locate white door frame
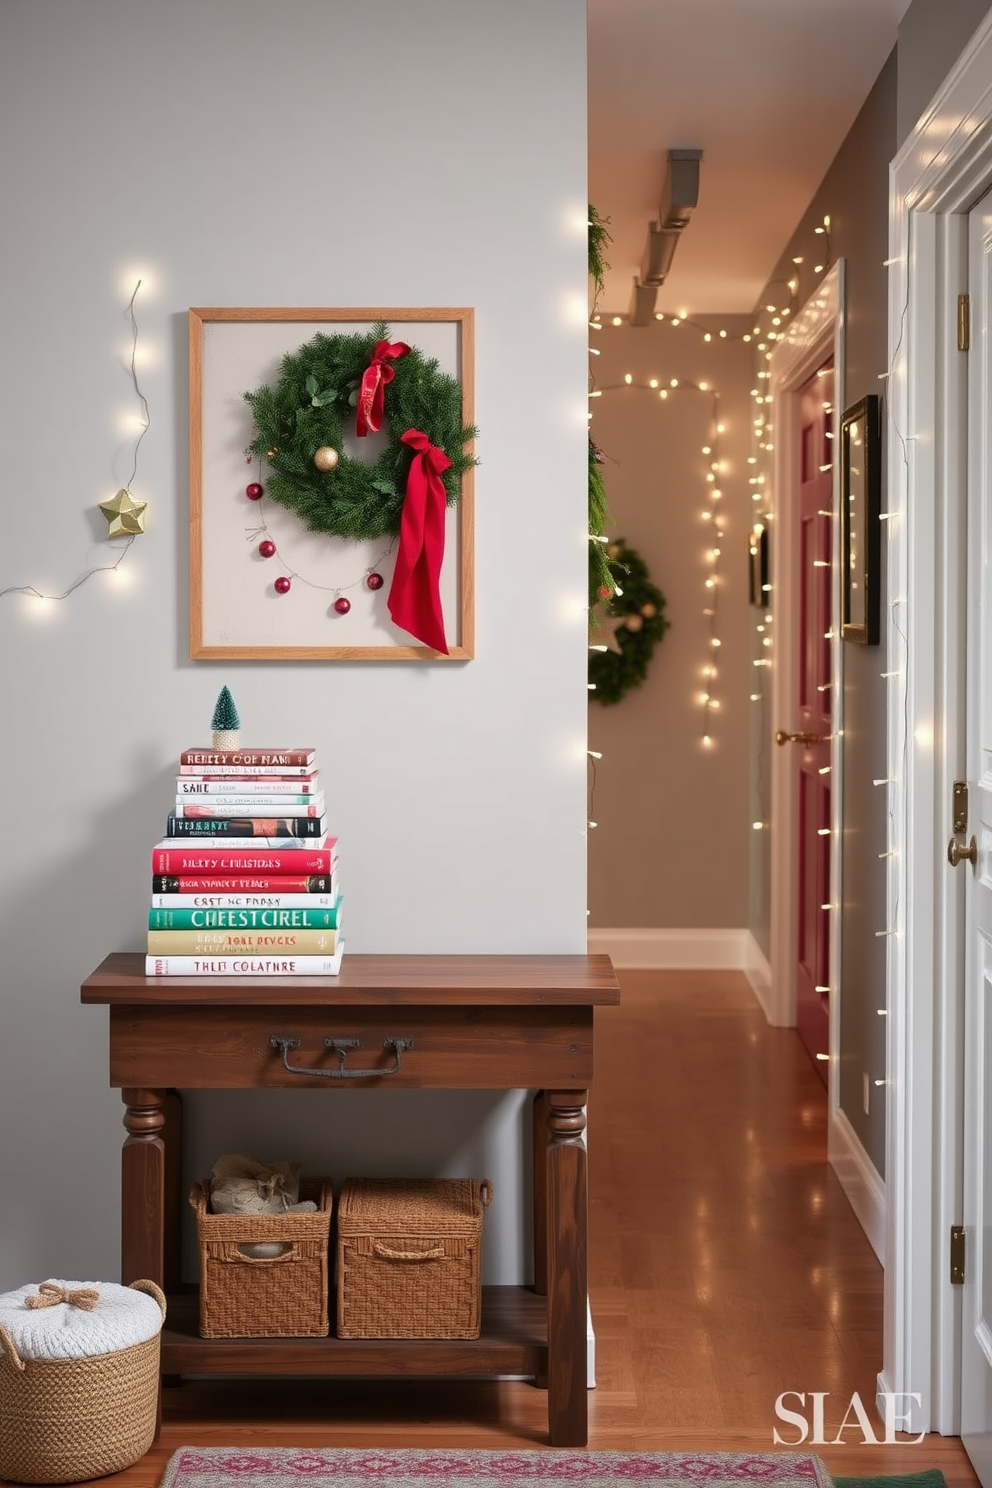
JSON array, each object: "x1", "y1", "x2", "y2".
[
  {"x1": 769, "y1": 262, "x2": 845, "y2": 1039},
  {"x1": 885, "y1": 9, "x2": 992, "y2": 1435}
]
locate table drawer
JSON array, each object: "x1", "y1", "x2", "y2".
[{"x1": 109, "y1": 1005, "x2": 593, "y2": 1089}]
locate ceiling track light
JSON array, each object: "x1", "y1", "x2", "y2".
[{"x1": 631, "y1": 149, "x2": 703, "y2": 321}]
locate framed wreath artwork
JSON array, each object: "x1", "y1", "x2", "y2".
[{"x1": 188, "y1": 307, "x2": 476, "y2": 660}]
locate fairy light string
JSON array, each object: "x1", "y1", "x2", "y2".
[
  {"x1": 589, "y1": 213, "x2": 833, "y2": 747},
  {"x1": 0, "y1": 278, "x2": 148, "y2": 607}
]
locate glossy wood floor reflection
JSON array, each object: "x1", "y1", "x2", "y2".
[{"x1": 12, "y1": 970, "x2": 978, "y2": 1488}]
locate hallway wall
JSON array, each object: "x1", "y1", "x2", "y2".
[
  {"x1": 751, "y1": 52, "x2": 897, "y2": 1172},
  {"x1": 587, "y1": 321, "x2": 753, "y2": 930},
  {"x1": 0, "y1": 0, "x2": 588, "y2": 1291}
]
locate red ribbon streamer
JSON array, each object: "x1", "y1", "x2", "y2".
[
  {"x1": 356, "y1": 339, "x2": 411, "y2": 437},
  {"x1": 388, "y1": 429, "x2": 452, "y2": 653}
]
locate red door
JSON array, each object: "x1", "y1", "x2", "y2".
[{"x1": 794, "y1": 363, "x2": 833, "y2": 1082}]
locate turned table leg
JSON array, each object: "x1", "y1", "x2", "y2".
[
  {"x1": 545, "y1": 1088, "x2": 588, "y2": 1447},
  {"x1": 121, "y1": 1087, "x2": 167, "y2": 1287}
]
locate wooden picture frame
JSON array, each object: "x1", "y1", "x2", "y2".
[
  {"x1": 840, "y1": 394, "x2": 881, "y2": 645},
  {"x1": 188, "y1": 307, "x2": 475, "y2": 661}
]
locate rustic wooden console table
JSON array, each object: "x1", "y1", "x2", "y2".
[{"x1": 81, "y1": 952, "x2": 619, "y2": 1447}]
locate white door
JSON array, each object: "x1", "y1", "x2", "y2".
[{"x1": 961, "y1": 189, "x2": 992, "y2": 1486}]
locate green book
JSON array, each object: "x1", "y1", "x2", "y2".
[{"x1": 148, "y1": 902, "x2": 342, "y2": 931}]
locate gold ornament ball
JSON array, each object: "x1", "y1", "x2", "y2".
[
  {"x1": 266, "y1": 447, "x2": 279, "y2": 458},
  {"x1": 641, "y1": 602, "x2": 657, "y2": 618},
  {"x1": 625, "y1": 614, "x2": 644, "y2": 633},
  {"x1": 313, "y1": 446, "x2": 339, "y2": 471}
]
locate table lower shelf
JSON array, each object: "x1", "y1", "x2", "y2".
[{"x1": 162, "y1": 1286, "x2": 547, "y2": 1379}]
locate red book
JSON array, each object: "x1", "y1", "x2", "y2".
[
  {"x1": 152, "y1": 874, "x2": 336, "y2": 893},
  {"x1": 179, "y1": 749, "x2": 314, "y2": 768},
  {"x1": 152, "y1": 838, "x2": 337, "y2": 876}
]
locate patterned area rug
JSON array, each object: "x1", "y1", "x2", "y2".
[{"x1": 159, "y1": 1448, "x2": 835, "y2": 1488}]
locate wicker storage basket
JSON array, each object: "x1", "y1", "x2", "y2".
[
  {"x1": 190, "y1": 1176, "x2": 332, "y2": 1338},
  {"x1": 337, "y1": 1177, "x2": 493, "y2": 1339},
  {"x1": 0, "y1": 1278, "x2": 165, "y2": 1485}
]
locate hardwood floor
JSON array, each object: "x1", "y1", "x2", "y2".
[{"x1": 5, "y1": 969, "x2": 979, "y2": 1487}]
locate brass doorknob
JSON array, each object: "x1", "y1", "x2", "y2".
[
  {"x1": 947, "y1": 835, "x2": 978, "y2": 867},
  {"x1": 776, "y1": 730, "x2": 827, "y2": 746}
]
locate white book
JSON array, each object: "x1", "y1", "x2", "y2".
[
  {"x1": 149, "y1": 887, "x2": 339, "y2": 910},
  {"x1": 177, "y1": 776, "x2": 321, "y2": 796},
  {"x1": 173, "y1": 794, "x2": 325, "y2": 817},
  {"x1": 144, "y1": 945, "x2": 345, "y2": 977}
]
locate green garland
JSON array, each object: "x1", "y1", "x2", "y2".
[
  {"x1": 589, "y1": 539, "x2": 669, "y2": 706},
  {"x1": 588, "y1": 207, "x2": 616, "y2": 615},
  {"x1": 243, "y1": 322, "x2": 478, "y2": 543}
]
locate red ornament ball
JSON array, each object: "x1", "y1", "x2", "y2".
[
  {"x1": 274, "y1": 576, "x2": 291, "y2": 594},
  {"x1": 333, "y1": 596, "x2": 351, "y2": 615},
  {"x1": 258, "y1": 539, "x2": 276, "y2": 558},
  {"x1": 365, "y1": 571, "x2": 384, "y2": 591},
  {"x1": 246, "y1": 482, "x2": 264, "y2": 501},
  {"x1": 598, "y1": 585, "x2": 610, "y2": 599}
]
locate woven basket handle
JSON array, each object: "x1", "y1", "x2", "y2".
[
  {"x1": 0, "y1": 1322, "x2": 25, "y2": 1373},
  {"x1": 373, "y1": 1241, "x2": 445, "y2": 1262},
  {"x1": 128, "y1": 1278, "x2": 167, "y2": 1320}
]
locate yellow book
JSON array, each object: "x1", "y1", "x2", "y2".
[{"x1": 147, "y1": 925, "x2": 340, "y2": 956}]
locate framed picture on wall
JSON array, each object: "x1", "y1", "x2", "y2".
[
  {"x1": 188, "y1": 306, "x2": 476, "y2": 661},
  {"x1": 840, "y1": 394, "x2": 881, "y2": 645},
  {"x1": 748, "y1": 525, "x2": 769, "y2": 607}
]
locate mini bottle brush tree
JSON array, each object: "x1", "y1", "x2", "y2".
[{"x1": 211, "y1": 687, "x2": 241, "y2": 751}]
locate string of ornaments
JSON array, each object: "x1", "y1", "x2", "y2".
[{"x1": 240, "y1": 322, "x2": 477, "y2": 654}]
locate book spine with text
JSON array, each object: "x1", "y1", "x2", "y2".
[
  {"x1": 173, "y1": 796, "x2": 324, "y2": 815},
  {"x1": 145, "y1": 951, "x2": 344, "y2": 977},
  {"x1": 152, "y1": 873, "x2": 336, "y2": 893},
  {"x1": 149, "y1": 903, "x2": 341, "y2": 930},
  {"x1": 147, "y1": 926, "x2": 341, "y2": 955},
  {"x1": 180, "y1": 749, "x2": 315, "y2": 768},
  {"x1": 177, "y1": 775, "x2": 320, "y2": 793},
  {"x1": 152, "y1": 842, "x2": 336, "y2": 874},
  {"x1": 178, "y1": 764, "x2": 315, "y2": 777},
  {"x1": 165, "y1": 815, "x2": 326, "y2": 837},
  {"x1": 150, "y1": 890, "x2": 339, "y2": 910}
]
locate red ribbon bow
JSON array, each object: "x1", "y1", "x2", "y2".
[
  {"x1": 356, "y1": 339, "x2": 411, "y2": 437},
  {"x1": 388, "y1": 429, "x2": 452, "y2": 654}
]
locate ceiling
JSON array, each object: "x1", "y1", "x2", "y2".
[{"x1": 588, "y1": 0, "x2": 913, "y2": 317}]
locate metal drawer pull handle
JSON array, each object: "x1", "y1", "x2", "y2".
[{"x1": 269, "y1": 1035, "x2": 414, "y2": 1079}]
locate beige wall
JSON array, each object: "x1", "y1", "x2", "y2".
[{"x1": 587, "y1": 318, "x2": 754, "y2": 929}]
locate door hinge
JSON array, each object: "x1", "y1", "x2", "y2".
[
  {"x1": 951, "y1": 1225, "x2": 966, "y2": 1285},
  {"x1": 953, "y1": 780, "x2": 969, "y2": 834},
  {"x1": 958, "y1": 294, "x2": 971, "y2": 352}
]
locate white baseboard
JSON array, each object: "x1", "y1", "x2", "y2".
[
  {"x1": 742, "y1": 932, "x2": 773, "y2": 1019},
  {"x1": 587, "y1": 1298, "x2": 596, "y2": 1389},
  {"x1": 587, "y1": 927, "x2": 751, "y2": 969},
  {"x1": 829, "y1": 1106, "x2": 885, "y2": 1263}
]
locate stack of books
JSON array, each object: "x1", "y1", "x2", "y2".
[{"x1": 146, "y1": 746, "x2": 343, "y2": 976}]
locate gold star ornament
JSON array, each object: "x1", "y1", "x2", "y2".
[
  {"x1": 589, "y1": 601, "x2": 626, "y2": 655},
  {"x1": 99, "y1": 488, "x2": 147, "y2": 537}
]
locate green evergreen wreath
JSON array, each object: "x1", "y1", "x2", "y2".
[
  {"x1": 243, "y1": 322, "x2": 478, "y2": 543},
  {"x1": 589, "y1": 539, "x2": 669, "y2": 706}
]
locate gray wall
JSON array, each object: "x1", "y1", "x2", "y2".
[
  {"x1": 0, "y1": 0, "x2": 588, "y2": 1290},
  {"x1": 897, "y1": 0, "x2": 992, "y2": 143},
  {"x1": 752, "y1": 53, "x2": 897, "y2": 1173}
]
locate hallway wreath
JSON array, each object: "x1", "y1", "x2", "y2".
[
  {"x1": 589, "y1": 539, "x2": 669, "y2": 706},
  {"x1": 243, "y1": 323, "x2": 478, "y2": 543}
]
